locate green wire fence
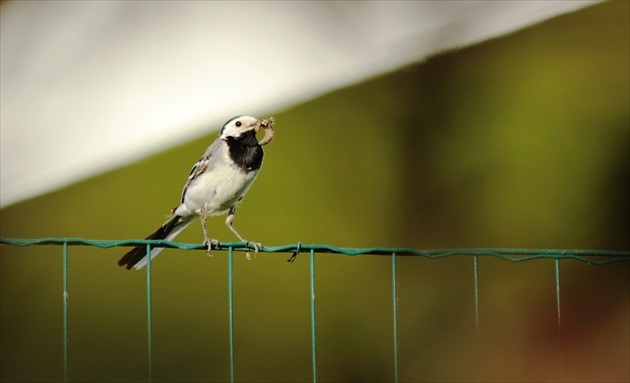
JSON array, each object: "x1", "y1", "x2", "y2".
[{"x1": 1, "y1": 237, "x2": 629, "y2": 383}]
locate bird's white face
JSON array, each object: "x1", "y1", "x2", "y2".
[{"x1": 219, "y1": 116, "x2": 259, "y2": 139}]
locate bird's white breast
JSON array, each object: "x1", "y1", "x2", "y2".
[{"x1": 182, "y1": 149, "x2": 260, "y2": 216}]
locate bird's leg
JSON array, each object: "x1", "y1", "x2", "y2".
[
  {"x1": 200, "y1": 204, "x2": 214, "y2": 256},
  {"x1": 226, "y1": 206, "x2": 260, "y2": 260}
]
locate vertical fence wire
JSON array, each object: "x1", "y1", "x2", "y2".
[
  {"x1": 146, "y1": 244, "x2": 153, "y2": 382},
  {"x1": 555, "y1": 259, "x2": 561, "y2": 328},
  {"x1": 309, "y1": 249, "x2": 318, "y2": 383},
  {"x1": 62, "y1": 242, "x2": 69, "y2": 383},
  {"x1": 228, "y1": 246, "x2": 235, "y2": 383},
  {"x1": 473, "y1": 256, "x2": 480, "y2": 334},
  {"x1": 391, "y1": 252, "x2": 399, "y2": 383}
]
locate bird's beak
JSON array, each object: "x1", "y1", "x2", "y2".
[{"x1": 255, "y1": 116, "x2": 275, "y2": 146}]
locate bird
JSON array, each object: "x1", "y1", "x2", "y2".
[{"x1": 118, "y1": 115, "x2": 275, "y2": 270}]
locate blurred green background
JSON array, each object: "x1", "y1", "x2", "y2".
[{"x1": 1, "y1": 2, "x2": 629, "y2": 382}]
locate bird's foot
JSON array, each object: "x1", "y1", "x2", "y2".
[
  {"x1": 203, "y1": 238, "x2": 220, "y2": 257},
  {"x1": 244, "y1": 241, "x2": 262, "y2": 260}
]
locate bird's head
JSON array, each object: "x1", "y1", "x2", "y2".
[
  {"x1": 219, "y1": 115, "x2": 275, "y2": 145},
  {"x1": 218, "y1": 116, "x2": 259, "y2": 139}
]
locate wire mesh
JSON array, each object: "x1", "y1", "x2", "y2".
[{"x1": 1, "y1": 237, "x2": 629, "y2": 383}]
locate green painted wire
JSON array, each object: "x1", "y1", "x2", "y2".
[
  {"x1": 146, "y1": 244, "x2": 153, "y2": 383},
  {"x1": 1, "y1": 238, "x2": 628, "y2": 265},
  {"x1": 473, "y1": 256, "x2": 480, "y2": 334},
  {"x1": 63, "y1": 242, "x2": 69, "y2": 383},
  {"x1": 310, "y1": 249, "x2": 317, "y2": 383},
  {"x1": 555, "y1": 259, "x2": 561, "y2": 329},
  {"x1": 228, "y1": 246, "x2": 235, "y2": 383},
  {"x1": 392, "y1": 252, "x2": 399, "y2": 383}
]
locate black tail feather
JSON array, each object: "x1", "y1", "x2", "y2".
[{"x1": 118, "y1": 215, "x2": 181, "y2": 270}]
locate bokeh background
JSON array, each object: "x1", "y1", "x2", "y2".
[{"x1": 1, "y1": 1, "x2": 628, "y2": 382}]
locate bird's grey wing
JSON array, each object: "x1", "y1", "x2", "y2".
[{"x1": 180, "y1": 140, "x2": 221, "y2": 204}]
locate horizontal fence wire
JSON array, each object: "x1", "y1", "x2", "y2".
[
  {"x1": 1, "y1": 237, "x2": 629, "y2": 383},
  {"x1": 2, "y1": 237, "x2": 629, "y2": 264}
]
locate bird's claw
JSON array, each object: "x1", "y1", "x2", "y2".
[
  {"x1": 244, "y1": 241, "x2": 262, "y2": 260},
  {"x1": 203, "y1": 238, "x2": 219, "y2": 257}
]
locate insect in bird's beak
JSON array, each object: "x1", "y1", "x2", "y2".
[{"x1": 255, "y1": 116, "x2": 275, "y2": 146}]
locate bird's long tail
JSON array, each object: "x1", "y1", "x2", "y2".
[{"x1": 118, "y1": 214, "x2": 196, "y2": 270}]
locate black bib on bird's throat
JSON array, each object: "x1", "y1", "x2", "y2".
[{"x1": 225, "y1": 130, "x2": 263, "y2": 173}]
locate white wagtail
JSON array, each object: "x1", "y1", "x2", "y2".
[{"x1": 118, "y1": 115, "x2": 275, "y2": 270}]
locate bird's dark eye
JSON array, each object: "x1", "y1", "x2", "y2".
[{"x1": 235, "y1": 121, "x2": 242, "y2": 127}]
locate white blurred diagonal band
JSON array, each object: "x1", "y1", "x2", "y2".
[{"x1": 0, "y1": 1, "x2": 598, "y2": 207}]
